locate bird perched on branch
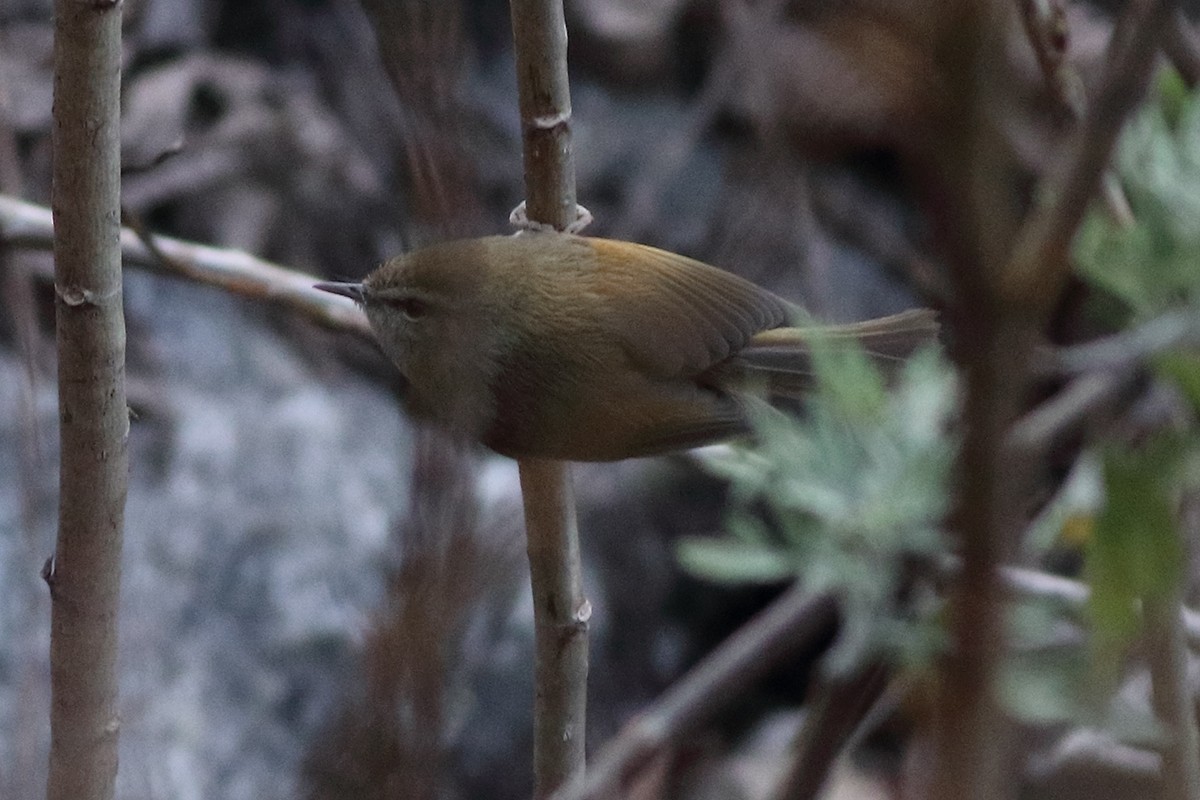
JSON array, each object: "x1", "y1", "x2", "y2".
[{"x1": 317, "y1": 233, "x2": 937, "y2": 461}]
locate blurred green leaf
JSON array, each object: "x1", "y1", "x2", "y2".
[
  {"x1": 1073, "y1": 78, "x2": 1199, "y2": 691},
  {"x1": 998, "y1": 643, "x2": 1089, "y2": 726},
  {"x1": 999, "y1": 593, "x2": 1094, "y2": 725},
  {"x1": 1154, "y1": 351, "x2": 1200, "y2": 415},
  {"x1": 1156, "y1": 67, "x2": 1190, "y2": 129},
  {"x1": 1075, "y1": 73, "x2": 1200, "y2": 320},
  {"x1": 675, "y1": 537, "x2": 796, "y2": 585},
  {"x1": 1086, "y1": 439, "x2": 1184, "y2": 677},
  {"x1": 1022, "y1": 452, "x2": 1103, "y2": 559}
]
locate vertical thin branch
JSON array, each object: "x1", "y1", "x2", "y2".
[
  {"x1": 46, "y1": 0, "x2": 127, "y2": 799},
  {"x1": 520, "y1": 459, "x2": 589, "y2": 798},
  {"x1": 508, "y1": 1, "x2": 589, "y2": 797},
  {"x1": 1145, "y1": 576, "x2": 1200, "y2": 800},
  {"x1": 510, "y1": 0, "x2": 577, "y2": 230}
]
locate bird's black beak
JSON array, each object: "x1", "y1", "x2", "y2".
[{"x1": 314, "y1": 281, "x2": 365, "y2": 303}]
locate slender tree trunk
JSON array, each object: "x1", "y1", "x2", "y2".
[{"x1": 46, "y1": 0, "x2": 127, "y2": 798}]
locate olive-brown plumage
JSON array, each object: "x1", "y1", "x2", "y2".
[{"x1": 316, "y1": 233, "x2": 937, "y2": 461}]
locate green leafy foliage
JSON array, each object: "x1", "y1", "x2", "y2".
[
  {"x1": 1075, "y1": 71, "x2": 1200, "y2": 320},
  {"x1": 1085, "y1": 439, "x2": 1187, "y2": 684},
  {"x1": 1155, "y1": 351, "x2": 1200, "y2": 416},
  {"x1": 678, "y1": 343, "x2": 957, "y2": 673},
  {"x1": 1071, "y1": 68, "x2": 1200, "y2": 713},
  {"x1": 999, "y1": 556, "x2": 1172, "y2": 739}
]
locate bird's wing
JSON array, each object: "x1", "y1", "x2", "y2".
[{"x1": 586, "y1": 238, "x2": 792, "y2": 378}]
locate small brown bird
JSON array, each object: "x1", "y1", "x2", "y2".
[{"x1": 316, "y1": 233, "x2": 937, "y2": 461}]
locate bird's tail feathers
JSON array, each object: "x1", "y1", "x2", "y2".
[{"x1": 720, "y1": 308, "x2": 940, "y2": 399}]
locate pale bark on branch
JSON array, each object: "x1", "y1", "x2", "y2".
[
  {"x1": 0, "y1": 195, "x2": 372, "y2": 338},
  {"x1": 507, "y1": 0, "x2": 589, "y2": 797},
  {"x1": 46, "y1": 1, "x2": 127, "y2": 799}
]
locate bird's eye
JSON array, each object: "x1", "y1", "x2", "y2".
[{"x1": 385, "y1": 296, "x2": 429, "y2": 321}]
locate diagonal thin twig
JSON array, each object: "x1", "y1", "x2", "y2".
[
  {"x1": 999, "y1": 564, "x2": 1200, "y2": 647},
  {"x1": 551, "y1": 588, "x2": 838, "y2": 800},
  {"x1": 1015, "y1": 0, "x2": 1135, "y2": 226},
  {"x1": 1007, "y1": 371, "x2": 1134, "y2": 455},
  {"x1": 1049, "y1": 310, "x2": 1200, "y2": 375},
  {"x1": 1004, "y1": 0, "x2": 1176, "y2": 310},
  {"x1": 1016, "y1": 0, "x2": 1134, "y2": 225},
  {"x1": 765, "y1": 663, "x2": 891, "y2": 800},
  {"x1": 1005, "y1": 308, "x2": 1200, "y2": 452}
]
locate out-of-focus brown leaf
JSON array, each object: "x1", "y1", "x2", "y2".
[{"x1": 721, "y1": 0, "x2": 1108, "y2": 168}]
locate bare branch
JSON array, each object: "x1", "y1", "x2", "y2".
[
  {"x1": 1006, "y1": 371, "x2": 1134, "y2": 455},
  {"x1": 46, "y1": 0, "x2": 126, "y2": 797},
  {"x1": 999, "y1": 565, "x2": 1200, "y2": 648},
  {"x1": 1145, "y1": 578, "x2": 1200, "y2": 800},
  {"x1": 1007, "y1": 310, "x2": 1200, "y2": 452},
  {"x1": 765, "y1": 664, "x2": 891, "y2": 800},
  {"x1": 519, "y1": 458, "x2": 589, "y2": 798},
  {"x1": 551, "y1": 588, "x2": 838, "y2": 800},
  {"x1": 1004, "y1": 0, "x2": 1175, "y2": 309},
  {"x1": 1050, "y1": 310, "x2": 1200, "y2": 375},
  {"x1": 0, "y1": 195, "x2": 372, "y2": 339},
  {"x1": 507, "y1": 0, "x2": 589, "y2": 796},
  {"x1": 510, "y1": 0, "x2": 577, "y2": 232},
  {"x1": 1014, "y1": 0, "x2": 1134, "y2": 225}
]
